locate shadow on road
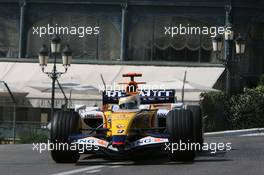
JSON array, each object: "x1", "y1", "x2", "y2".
[{"x1": 75, "y1": 150, "x2": 232, "y2": 166}]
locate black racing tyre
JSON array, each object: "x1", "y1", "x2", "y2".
[
  {"x1": 187, "y1": 105, "x2": 204, "y2": 146},
  {"x1": 50, "y1": 110, "x2": 80, "y2": 163},
  {"x1": 166, "y1": 109, "x2": 195, "y2": 162}
]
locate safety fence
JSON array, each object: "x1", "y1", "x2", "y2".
[{"x1": 0, "y1": 121, "x2": 49, "y2": 144}]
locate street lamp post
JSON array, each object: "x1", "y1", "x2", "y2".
[
  {"x1": 212, "y1": 35, "x2": 223, "y2": 60},
  {"x1": 38, "y1": 35, "x2": 72, "y2": 121},
  {"x1": 212, "y1": 5, "x2": 246, "y2": 97},
  {"x1": 224, "y1": 5, "x2": 234, "y2": 97},
  {"x1": 235, "y1": 34, "x2": 246, "y2": 60}
]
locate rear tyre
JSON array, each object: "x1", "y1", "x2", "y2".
[
  {"x1": 50, "y1": 110, "x2": 80, "y2": 163},
  {"x1": 187, "y1": 105, "x2": 203, "y2": 146},
  {"x1": 166, "y1": 109, "x2": 195, "y2": 162}
]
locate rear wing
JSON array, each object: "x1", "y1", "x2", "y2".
[{"x1": 102, "y1": 89, "x2": 175, "y2": 105}]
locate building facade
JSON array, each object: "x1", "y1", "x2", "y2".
[{"x1": 0, "y1": 0, "x2": 264, "y2": 122}]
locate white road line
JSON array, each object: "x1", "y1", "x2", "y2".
[
  {"x1": 205, "y1": 128, "x2": 264, "y2": 136},
  {"x1": 108, "y1": 161, "x2": 127, "y2": 165},
  {"x1": 240, "y1": 133, "x2": 264, "y2": 137},
  {"x1": 86, "y1": 169, "x2": 101, "y2": 174},
  {"x1": 107, "y1": 161, "x2": 133, "y2": 165},
  {"x1": 109, "y1": 165, "x2": 122, "y2": 168},
  {"x1": 51, "y1": 165, "x2": 105, "y2": 175}
]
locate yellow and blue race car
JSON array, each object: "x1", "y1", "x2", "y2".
[{"x1": 50, "y1": 73, "x2": 203, "y2": 163}]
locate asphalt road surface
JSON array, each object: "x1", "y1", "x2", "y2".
[{"x1": 0, "y1": 135, "x2": 263, "y2": 175}]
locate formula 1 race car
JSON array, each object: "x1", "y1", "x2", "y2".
[{"x1": 50, "y1": 73, "x2": 203, "y2": 163}]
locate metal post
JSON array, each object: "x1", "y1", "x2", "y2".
[
  {"x1": 120, "y1": 2, "x2": 127, "y2": 61},
  {"x1": 56, "y1": 79, "x2": 68, "y2": 110},
  {"x1": 50, "y1": 54, "x2": 57, "y2": 121},
  {"x1": 225, "y1": 63, "x2": 231, "y2": 97},
  {"x1": 1, "y1": 81, "x2": 17, "y2": 144},
  {"x1": 181, "y1": 71, "x2": 187, "y2": 104},
  {"x1": 19, "y1": 0, "x2": 27, "y2": 58},
  {"x1": 12, "y1": 103, "x2": 16, "y2": 144},
  {"x1": 224, "y1": 5, "x2": 233, "y2": 97}
]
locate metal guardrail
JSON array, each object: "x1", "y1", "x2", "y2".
[
  {"x1": 0, "y1": 121, "x2": 49, "y2": 144},
  {"x1": 0, "y1": 81, "x2": 17, "y2": 143}
]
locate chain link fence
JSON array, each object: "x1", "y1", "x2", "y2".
[
  {"x1": 0, "y1": 121, "x2": 49, "y2": 144},
  {"x1": 0, "y1": 81, "x2": 50, "y2": 144}
]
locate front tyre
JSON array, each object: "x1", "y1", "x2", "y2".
[
  {"x1": 166, "y1": 109, "x2": 195, "y2": 162},
  {"x1": 50, "y1": 110, "x2": 80, "y2": 163},
  {"x1": 187, "y1": 105, "x2": 203, "y2": 146}
]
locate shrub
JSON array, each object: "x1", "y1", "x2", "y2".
[
  {"x1": 227, "y1": 86, "x2": 264, "y2": 129},
  {"x1": 200, "y1": 91, "x2": 230, "y2": 132},
  {"x1": 201, "y1": 86, "x2": 264, "y2": 131},
  {"x1": 17, "y1": 129, "x2": 48, "y2": 144},
  {"x1": 258, "y1": 74, "x2": 264, "y2": 86}
]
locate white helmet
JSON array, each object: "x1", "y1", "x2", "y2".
[{"x1": 118, "y1": 95, "x2": 140, "y2": 109}]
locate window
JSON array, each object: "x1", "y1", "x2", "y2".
[
  {"x1": 0, "y1": 17, "x2": 19, "y2": 58},
  {"x1": 129, "y1": 16, "x2": 212, "y2": 62},
  {"x1": 27, "y1": 14, "x2": 120, "y2": 60}
]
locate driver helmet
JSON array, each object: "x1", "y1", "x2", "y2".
[{"x1": 118, "y1": 95, "x2": 140, "y2": 109}]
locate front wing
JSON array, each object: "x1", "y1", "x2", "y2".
[{"x1": 72, "y1": 136, "x2": 169, "y2": 152}]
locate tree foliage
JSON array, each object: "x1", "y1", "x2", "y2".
[
  {"x1": 201, "y1": 86, "x2": 264, "y2": 131},
  {"x1": 227, "y1": 86, "x2": 264, "y2": 129}
]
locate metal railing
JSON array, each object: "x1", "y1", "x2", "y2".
[
  {"x1": 0, "y1": 121, "x2": 49, "y2": 144},
  {"x1": 0, "y1": 81, "x2": 17, "y2": 143}
]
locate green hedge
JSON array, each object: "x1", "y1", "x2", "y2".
[
  {"x1": 258, "y1": 74, "x2": 264, "y2": 86},
  {"x1": 227, "y1": 86, "x2": 264, "y2": 129},
  {"x1": 17, "y1": 129, "x2": 49, "y2": 144},
  {"x1": 200, "y1": 91, "x2": 229, "y2": 132},
  {"x1": 201, "y1": 85, "x2": 264, "y2": 131}
]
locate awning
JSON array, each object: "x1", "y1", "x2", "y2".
[{"x1": 0, "y1": 62, "x2": 224, "y2": 108}]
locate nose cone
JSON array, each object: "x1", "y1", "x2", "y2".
[
  {"x1": 110, "y1": 112, "x2": 137, "y2": 147},
  {"x1": 112, "y1": 135, "x2": 126, "y2": 147}
]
